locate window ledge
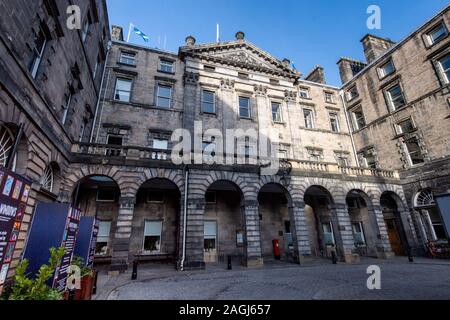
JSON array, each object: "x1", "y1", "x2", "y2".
[
  {"x1": 201, "y1": 111, "x2": 217, "y2": 117},
  {"x1": 157, "y1": 70, "x2": 176, "y2": 75},
  {"x1": 117, "y1": 62, "x2": 137, "y2": 68}
]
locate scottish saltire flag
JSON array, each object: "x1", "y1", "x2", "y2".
[{"x1": 133, "y1": 25, "x2": 149, "y2": 42}]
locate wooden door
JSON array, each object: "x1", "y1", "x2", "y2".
[{"x1": 385, "y1": 219, "x2": 405, "y2": 256}]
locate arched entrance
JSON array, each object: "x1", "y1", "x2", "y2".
[
  {"x1": 414, "y1": 189, "x2": 448, "y2": 242},
  {"x1": 346, "y1": 190, "x2": 378, "y2": 257},
  {"x1": 204, "y1": 180, "x2": 245, "y2": 265},
  {"x1": 132, "y1": 178, "x2": 181, "y2": 266},
  {"x1": 304, "y1": 186, "x2": 337, "y2": 259},
  {"x1": 258, "y1": 183, "x2": 293, "y2": 262},
  {"x1": 381, "y1": 192, "x2": 407, "y2": 256},
  {"x1": 0, "y1": 123, "x2": 27, "y2": 173},
  {"x1": 73, "y1": 175, "x2": 121, "y2": 264}
]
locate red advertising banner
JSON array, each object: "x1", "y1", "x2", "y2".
[{"x1": 0, "y1": 167, "x2": 32, "y2": 286}]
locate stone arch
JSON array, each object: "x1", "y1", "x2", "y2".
[
  {"x1": 368, "y1": 184, "x2": 407, "y2": 208},
  {"x1": 296, "y1": 178, "x2": 343, "y2": 204},
  {"x1": 198, "y1": 171, "x2": 252, "y2": 202},
  {"x1": 256, "y1": 175, "x2": 294, "y2": 205},
  {"x1": 134, "y1": 168, "x2": 185, "y2": 197}
]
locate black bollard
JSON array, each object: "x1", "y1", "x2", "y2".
[
  {"x1": 406, "y1": 246, "x2": 414, "y2": 263},
  {"x1": 131, "y1": 259, "x2": 139, "y2": 280},
  {"x1": 67, "y1": 289, "x2": 76, "y2": 301},
  {"x1": 227, "y1": 255, "x2": 232, "y2": 270},
  {"x1": 92, "y1": 270, "x2": 98, "y2": 295},
  {"x1": 331, "y1": 249, "x2": 338, "y2": 265}
]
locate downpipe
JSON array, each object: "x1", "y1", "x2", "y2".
[{"x1": 180, "y1": 167, "x2": 189, "y2": 271}]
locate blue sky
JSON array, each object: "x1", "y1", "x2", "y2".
[{"x1": 106, "y1": 0, "x2": 449, "y2": 86}]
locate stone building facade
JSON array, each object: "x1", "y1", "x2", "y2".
[
  {"x1": 0, "y1": 0, "x2": 110, "y2": 282},
  {"x1": 1, "y1": 1, "x2": 447, "y2": 279},
  {"x1": 338, "y1": 5, "x2": 450, "y2": 254}
]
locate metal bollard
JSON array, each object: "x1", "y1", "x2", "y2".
[
  {"x1": 331, "y1": 250, "x2": 338, "y2": 265},
  {"x1": 131, "y1": 259, "x2": 139, "y2": 280},
  {"x1": 227, "y1": 255, "x2": 232, "y2": 270},
  {"x1": 92, "y1": 270, "x2": 98, "y2": 295}
]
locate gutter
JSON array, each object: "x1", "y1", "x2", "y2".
[{"x1": 180, "y1": 167, "x2": 189, "y2": 271}]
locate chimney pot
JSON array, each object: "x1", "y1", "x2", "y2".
[
  {"x1": 235, "y1": 31, "x2": 245, "y2": 41},
  {"x1": 185, "y1": 35, "x2": 196, "y2": 46}
]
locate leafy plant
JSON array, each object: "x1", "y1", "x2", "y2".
[
  {"x1": 71, "y1": 256, "x2": 94, "y2": 277},
  {"x1": 9, "y1": 247, "x2": 66, "y2": 300}
]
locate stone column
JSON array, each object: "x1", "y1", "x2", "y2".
[
  {"x1": 110, "y1": 197, "x2": 136, "y2": 273},
  {"x1": 183, "y1": 198, "x2": 205, "y2": 270},
  {"x1": 244, "y1": 200, "x2": 263, "y2": 267},
  {"x1": 291, "y1": 201, "x2": 312, "y2": 263},
  {"x1": 332, "y1": 203, "x2": 358, "y2": 263},
  {"x1": 370, "y1": 205, "x2": 394, "y2": 258}
]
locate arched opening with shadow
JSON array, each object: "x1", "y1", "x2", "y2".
[
  {"x1": 132, "y1": 178, "x2": 181, "y2": 267},
  {"x1": 258, "y1": 183, "x2": 293, "y2": 262},
  {"x1": 346, "y1": 190, "x2": 378, "y2": 257},
  {"x1": 0, "y1": 122, "x2": 28, "y2": 174},
  {"x1": 381, "y1": 191, "x2": 408, "y2": 256},
  {"x1": 73, "y1": 175, "x2": 121, "y2": 266},
  {"x1": 203, "y1": 180, "x2": 245, "y2": 266},
  {"x1": 304, "y1": 185, "x2": 338, "y2": 259}
]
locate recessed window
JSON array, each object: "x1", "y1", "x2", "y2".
[
  {"x1": 426, "y1": 22, "x2": 448, "y2": 46},
  {"x1": 358, "y1": 149, "x2": 377, "y2": 169},
  {"x1": 337, "y1": 156, "x2": 348, "y2": 167},
  {"x1": 329, "y1": 112, "x2": 340, "y2": 133},
  {"x1": 396, "y1": 118, "x2": 415, "y2": 134},
  {"x1": 278, "y1": 150, "x2": 288, "y2": 159},
  {"x1": 239, "y1": 97, "x2": 251, "y2": 118},
  {"x1": 352, "y1": 222, "x2": 366, "y2": 246},
  {"x1": 238, "y1": 72, "x2": 249, "y2": 79},
  {"x1": 379, "y1": 60, "x2": 395, "y2": 78},
  {"x1": 93, "y1": 54, "x2": 100, "y2": 80},
  {"x1": 303, "y1": 109, "x2": 314, "y2": 129},
  {"x1": 114, "y1": 78, "x2": 132, "y2": 102},
  {"x1": 148, "y1": 191, "x2": 164, "y2": 203},
  {"x1": 350, "y1": 106, "x2": 366, "y2": 130},
  {"x1": 324, "y1": 92, "x2": 334, "y2": 103},
  {"x1": 404, "y1": 137, "x2": 425, "y2": 166},
  {"x1": 272, "y1": 102, "x2": 282, "y2": 123},
  {"x1": 61, "y1": 92, "x2": 72, "y2": 124},
  {"x1": 204, "y1": 221, "x2": 217, "y2": 252},
  {"x1": 156, "y1": 84, "x2": 172, "y2": 108},
  {"x1": 81, "y1": 18, "x2": 90, "y2": 42},
  {"x1": 160, "y1": 59, "x2": 174, "y2": 73},
  {"x1": 307, "y1": 148, "x2": 323, "y2": 162},
  {"x1": 143, "y1": 221, "x2": 162, "y2": 253},
  {"x1": 95, "y1": 221, "x2": 111, "y2": 255},
  {"x1": 97, "y1": 188, "x2": 116, "y2": 202},
  {"x1": 437, "y1": 53, "x2": 450, "y2": 84},
  {"x1": 386, "y1": 84, "x2": 406, "y2": 110},
  {"x1": 299, "y1": 88, "x2": 310, "y2": 99},
  {"x1": 106, "y1": 134, "x2": 123, "y2": 156},
  {"x1": 29, "y1": 28, "x2": 47, "y2": 79},
  {"x1": 202, "y1": 90, "x2": 215, "y2": 114},
  {"x1": 205, "y1": 191, "x2": 216, "y2": 203},
  {"x1": 346, "y1": 85, "x2": 359, "y2": 101},
  {"x1": 322, "y1": 222, "x2": 335, "y2": 245},
  {"x1": 119, "y1": 52, "x2": 136, "y2": 65},
  {"x1": 153, "y1": 138, "x2": 168, "y2": 150}
]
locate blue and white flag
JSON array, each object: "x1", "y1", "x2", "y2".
[{"x1": 132, "y1": 25, "x2": 149, "y2": 42}]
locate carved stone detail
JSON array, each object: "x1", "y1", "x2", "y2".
[
  {"x1": 254, "y1": 84, "x2": 267, "y2": 96},
  {"x1": 220, "y1": 78, "x2": 235, "y2": 90},
  {"x1": 184, "y1": 72, "x2": 199, "y2": 85}
]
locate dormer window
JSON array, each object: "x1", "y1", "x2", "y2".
[
  {"x1": 378, "y1": 60, "x2": 395, "y2": 78},
  {"x1": 346, "y1": 85, "x2": 359, "y2": 101},
  {"x1": 120, "y1": 52, "x2": 136, "y2": 65},
  {"x1": 426, "y1": 22, "x2": 448, "y2": 46},
  {"x1": 160, "y1": 59, "x2": 174, "y2": 73}
]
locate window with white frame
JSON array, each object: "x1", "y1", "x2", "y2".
[
  {"x1": 437, "y1": 53, "x2": 450, "y2": 84},
  {"x1": 204, "y1": 221, "x2": 217, "y2": 252},
  {"x1": 386, "y1": 84, "x2": 406, "y2": 110},
  {"x1": 307, "y1": 148, "x2": 323, "y2": 162},
  {"x1": 303, "y1": 109, "x2": 314, "y2": 129},
  {"x1": 378, "y1": 59, "x2": 395, "y2": 78},
  {"x1": 358, "y1": 148, "x2": 377, "y2": 169},
  {"x1": 396, "y1": 118, "x2": 415, "y2": 134},
  {"x1": 81, "y1": 18, "x2": 90, "y2": 42},
  {"x1": 352, "y1": 222, "x2": 366, "y2": 246},
  {"x1": 346, "y1": 85, "x2": 359, "y2": 101},
  {"x1": 61, "y1": 92, "x2": 72, "y2": 124},
  {"x1": 324, "y1": 92, "x2": 334, "y2": 103},
  {"x1": 29, "y1": 28, "x2": 47, "y2": 79},
  {"x1": 239, "y1": 97, "x2": 251, "y2": 118},
  {"x1": 95, "y1": 221, "x2": 111, "y2": 255},
  {"x1": 40, "y1": 165, "x2": 54, "y2": 192},
  {"x1": 160, "y1": 59, "x2": 174, "y2": 73},
  {"x1": 201, "y1": 90, "x2": 215, "y2": 114},
  {"x1": 143, "y1": 221, "x2": 163, "y2": 253},
  {"x1": 114, "y1": 78, "x2": 132, "y2": 102},
  {"x1": 329, "y1": 112, "x2": 340, "y2": 132},
  {"x1": 272, "y1": 102, "x2": 282, "y2": 122},
  {"x1": 350, "y1": 106, "x2": 366, "y2": 130},
  {"x1": 426, "y1": 22, "x2": 448, "y2": 46},
  {"x1": 335, "y1": 152, "x2": 349, "y2": 167},
  {"x1": 322, "y1": 222, "x2": 335, "y2": 245},
  {"x1": 153, "y1": 138, "x2": 169, "y2": 150},
  {"x1": 79, "y1": 120, "x2": 86, "y2": 142},
  {"x1": 93, "y1": 55, "x2": 100, "y2": 80},
  {"x1": 119, "y1": 52, "x2": 136, "y2": 65},
  {"x1": 403, "y1": 137, "x2": 425, "y2": 166},
  {"x1": 156, "y1": 84, "x2": 172, "y2": 108},
  {"x1": 299, "y1": 88, "x2": 310, "y2": 99}
]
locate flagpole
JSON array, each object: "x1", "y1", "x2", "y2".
[
  {"x1": 216, "y1": 23, "x2": 220, "y2": 43},
  {"x1": 127, "y1": 23, "x2": 133, "y2": 42}
]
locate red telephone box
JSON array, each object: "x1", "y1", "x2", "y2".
[{"x1": 272, "y1": 239, "x2": 281, "y2": 260}]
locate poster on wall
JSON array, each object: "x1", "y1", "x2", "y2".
[
  {"x1": 23, "y1": 203, "x2": 81, "y2": 292},
  {"x1": 435, "y1": 193, "x2": 450, "y2": 240},
  {"x1": 0, "y1": 168, "x2": 32, "y2": 287},
  {"x1": 74, "y1": 217, "x2": 98, "y2": 268}
]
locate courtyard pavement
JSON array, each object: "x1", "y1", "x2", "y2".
[{"x1": 94, "y1": 257, "x2": 450, "y2": 300}]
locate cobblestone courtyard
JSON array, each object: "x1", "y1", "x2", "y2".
[{"x1": 94, "y1": 257, "x2": 450, "y2": 300}]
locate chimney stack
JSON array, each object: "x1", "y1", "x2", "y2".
[
  {"x1": 337, "y1": 58, "x2": 367, "y2": 84},
  {"x1": 361, "y1": 34, "x2": 396, "y2": 64},
  {"x1": 111, "y1": 25, "x2": 124, "y2": 42},
  {"x1": 304, "y1": 65, "x2": 326, "y2": 84}
]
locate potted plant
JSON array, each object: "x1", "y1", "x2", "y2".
[
  {"x1": 70, "y1": 256, "x2": 95, "y2": 300},
  {"x1": 7, "y1": 247, "x2": 66, "y2": 300}
]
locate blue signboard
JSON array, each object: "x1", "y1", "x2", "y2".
[
  {"x1": 23, "y1": 203, "x2": 81, "y2": 292},
  {"x1": 74, "y1": 217, "x2": 98, "y2": 268},
  {"x1": 435, "y1": 193, "x2": 450, "y2": 240}
]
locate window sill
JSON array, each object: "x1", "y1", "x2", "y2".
[
  {"x1": 424, "y1": 33, "x2": 449, "y2": 50},
  {"x1": 157, "y1": 70, "x2": 175, "y2": 75},
  {"x1": 239, "y1": 116, "x2": 253, "y2": 121},
  {"x1": 117, "y1": 62, "x2": 137, "y2": 68},
  {"x1": 272, "y1": 121, "x2": 286, "y2": 126},
  {"x1": 201, "y1": 111, "x2": 217, "y2": 117}
]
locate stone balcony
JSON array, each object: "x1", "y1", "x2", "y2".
[{"x1": 71, "y1": 143, "x2": 399, "y2": 180}]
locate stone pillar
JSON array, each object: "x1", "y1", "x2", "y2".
[
  {"x1": 332, "y1": 203, "x2": 358, "y2": 263},
  {"x1": 183, "y1": 198, "x2": 205, "y2": 270},
  {"x1": 244, "y1": 200, "x2": 263, "y2": 267},
  {"x1": 291, "y1": 201, "x2": 312, "y2": 263},
  {"x1": 110, "y1": 197, "x2": 136, "y2": 273},
  {"x1": 370, "y1": 205, "x2": 394, "y2": 258}
]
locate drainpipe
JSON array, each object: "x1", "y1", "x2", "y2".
[
  {"x1": 339, "y1": 90, "x2": 360, "y2": 167},
  {"x1": 180, "y1": 167, "x2": 189, "y2": 271},
  {"x1": 89, "y1": 40, "x2": 112, "y2": 143}
]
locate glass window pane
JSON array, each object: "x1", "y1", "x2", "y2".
[
  {"x1": 204, "y1": 221, "x2": 217, "y2": 237},
  {"x1": 430, "y1": 24, "x2": 446, "y2": 43},
  {"x1": 158, "y1": 85, "x2": 172, "y2": 98},
  {"x1": 153, "y1": 139, "x2": 168, "y2": 150},
  {"x1": 98, "y1": 221, "x2": 111, "y2": 237},
  {"x1": 144, "y1": 221, "x2": 162, "y2": 236}
]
